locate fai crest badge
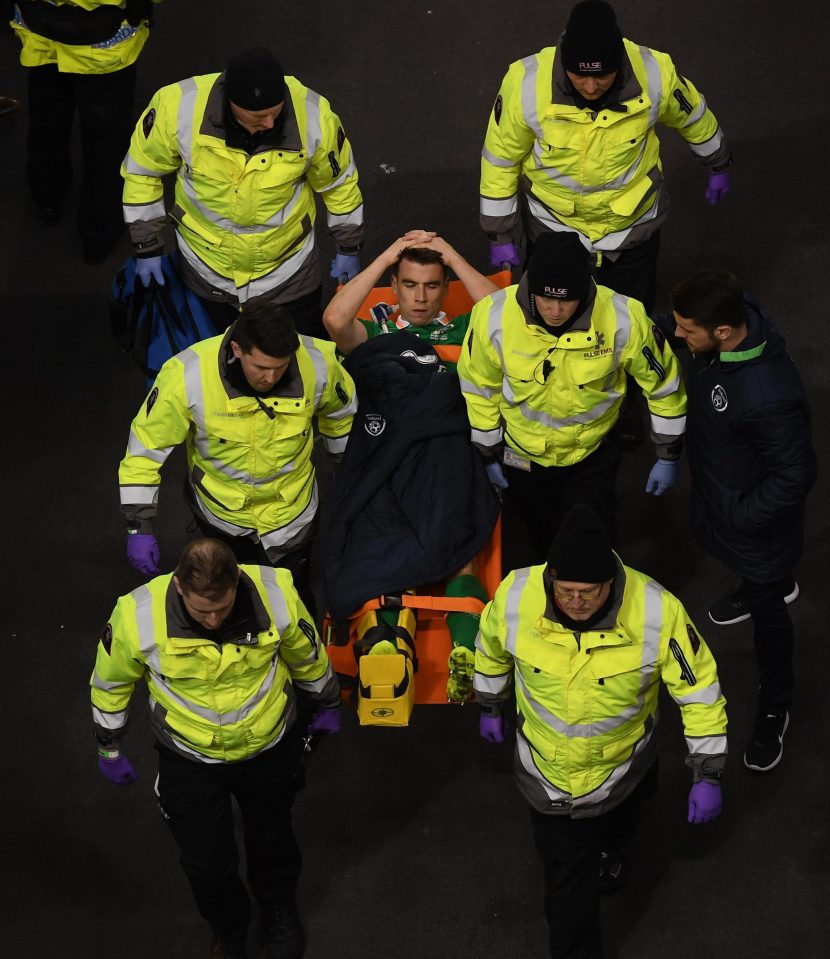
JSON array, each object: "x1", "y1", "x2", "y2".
[
  {"x1": 711, "y1": 385, "x2": 728, "y2": 412},
  {"x1": 364, "y1": 413, "x2": 386, "y2": 437}
]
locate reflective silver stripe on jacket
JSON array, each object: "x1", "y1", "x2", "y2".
[
  {"x1": 473, "y1": 671, "x2": 512, "y2": 696},
  {"x1": 253, "y1": 574, "x2": 292, "y2": 635},
  {"x1": 487, "y1": 292, "x2": 507, "y2": 365},
  {"x1": 124, "y1": 199, "x2": 167, "y2": 223},
  {"x1": 688, "y1": 128, "x2": 723, "y2": 158},
  {"x1": 304, "y1": 88, "x2": 322, "y2": 153},
  {"x1": 683, "y1": 97, "x2": 708, "y2": 127},
  {"x1": 520, "y1": 53, "x2": 543, "y2": 139},
  {"x1": 572, "y1": 726, "x2": 654, "y2": 809},
  {"x1": 482, "y1": 146, "x2": 517, "y2": 169},
  {"x1": 502, "y1": 568, "x2": 532, "y2": 657},
  {"x1": 502, "y1": 383, "x2": 621, "y2": 431},
  {"x1": 123, "y1": 155, "x2": 166, "y2": 178},
  {"x1": 471, "y1": 426, "x2": 503, "y2": 448},
  {"x1": 323, "y1": 435, "x2": 348, "y2": 455},
  {"x1": 127, "y1": 428, "x2": 174, "y2": 464},
  {"x1": 459, "y1": 377, "x2": 496, "y2": 400},
  {"x1": 516, "y1": 729, "x2": 573, "y2": 803},
  {"x1": 92, "y1": 706, "x2": 128, "y2": 730},
  {"x1": 259, "y1": 485, "x2": 319, "y2": 553},
  {"x1": 524, "y1": 192, "x2": 661, "y2": 254},
  {"x1": 638, "y1": 47, "x2": 664, "y2": 129},
  {"x1": 649, "y1": 374, "x2": 681, "y2": 401},
  {"x1": 120, "y1": 484, "x2": 160, "y2": 506},
  {"x1": 674, "y1": 680, "x2": 724, "y2": 706},
  {"x1": 685, "y1": 734, "x2": 727, "y2": 755},
  {"x1": 294, "y1": 664, "x2": 336, "y2": 696},
  {"x1": 175, "y1": 228, "x2": 316, "y2": 302},
  {"x1": 299, "y1": 336, "x2": 329, "y2": 409},
  {"x1": 480, "y1": 196, "x2": 518, "y2": 217},
  {"x1": 326, "y1": 203, "x2": 364, "y2": 227},
  {"x1": 176, "y1": 77, "x2": 199, "y2": 169},
  {"x1": 650, "y1": 413, "x2": 686, "y2": 436},
  {"x1": 317, "y1": 157, "x2": 358, "y2": 194}
]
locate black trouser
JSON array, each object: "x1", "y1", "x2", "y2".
[
  {"x1": 155, "y1": 730, "x2": 305, "y2": 936},
  {"x1": 529, "y1": 764, "x2": 658, "y2": 959},
  {"x1": 503, "y1": 437, "x2": 621, "y2": 567},
  {"x1": 195, "y1": 285, "x2": 325, "y2": 339},
  {"x1": 740, "y1": 575, "x2": 795, "y2": 709},
  {"x1": 592, "y1": 231, "x2": 661, "y2": 314},
  {"x1": 26, "y1": 62, "x2": 135, "y2": 252},
  {"x1": 191, "y1": 509, "x2": 317, "y2": 620}
]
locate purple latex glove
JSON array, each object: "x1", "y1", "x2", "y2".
[
  {"x1": 489, "y1": 241, "x2": 520, "y2": 270},
  {"x1": 705, "y1": 170, "x2": 730, "y2": 206},
  {"x1": 688, "y1": 781, "x2": 722, "y2": 824},
  {"x1": 98, "y1": 754, "x2": 138, "y2": 786},
  {"x1": 308, "y1": 707, "x2": 341, "y2": 735},
  {"x1": 136, "y1": 255, "x2": 165, "y2": 287},
  {"x1": 330, "y1": 252, "x2": 361, "y2": 283},
  {"x1": 645, "y1": 459, "x2": 679, "y2": 496},
  {"x1": 127, "y1": 532, "x2": 161, "y2": 576},
  {"x1": 480, "y1": 713, "x2": 505, "y2": 743},
  {"x1": 486, "y1": 461, "x2": 509, "y2": 489}
]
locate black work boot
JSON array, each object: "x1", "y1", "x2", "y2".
[{"x1": 263, "y1": 899, "x2": 305, "y2": 959}]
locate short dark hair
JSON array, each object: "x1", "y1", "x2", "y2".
[
  {"x1": 232, "y1": 299, "x2": 300, "y2": 357},
  {"x1": 175, "y1": 539, "x2": 239, "y2": 599},
  {"x1": 670, "y1": 270, "x2": 744, "y2": 330},
  {"x1": 390, "y1": 246, "x2": 450, "y2": 281}
]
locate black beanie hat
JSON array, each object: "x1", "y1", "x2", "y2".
[
  {"x1": 547, "y1": 505, "x2": 616, "y2": 583},
  {"x1": 561, "y1": 1, "x2": 623, "y2": 75},
  {"x1": 225, "y1": 48, "x2": 285, "y2": 110},
  {"x1": 527, "y1": 231, "x2": 591, "y2": 301}
]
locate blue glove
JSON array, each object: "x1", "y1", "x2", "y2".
[
  {"x1": 486, "y1": 461, "x2": 509, "y2": 489},
  {"x1": 489, "y1": 241, "x2": 520, "y2": 270},
  {"x1": 705, "y1": 170, "x2": 730, "y2": 206},
  {"x1": 687, "y1": 781, "x2": 722, "y2": 824},
  {"x1": 136, "y1": 255, "x2": 165, "y2": 287},
  {"x1": 127, "y1": 532, "x2": 161, "y2": 576},
  {"x1": 98, "y1": 754, "x2": 138, "y2": 786},
  {"x1": 308, "y1": 707, "x2": 341, "y2": 735},
  {"x1": 330, "y1": 252, "x2": 361, "y2": 282},
  {"x1": 480, "y1": 713, "x2": 505, "y2": 743},
  {"x1": 645, "y1": 459, "x2": 678, "y2": 496}
]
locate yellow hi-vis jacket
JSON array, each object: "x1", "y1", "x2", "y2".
[
  {"x1": 119, "y1": 329, "x2": 356, "y2": 553},
  {"x1": 457, "y1": 280, "x2": 686, "y2": 468},
  {"x1": 11, "y1": 1, "x2": 155, "y2": 74},
  {"x1": 480, "y1": 39, "x2": 729, "y2": 250},
  {"x1": 475, "y1": 560, "x2": 727, "y2": 816},
  {"x1": 122, "y1": 72, "x2": 364, "y2": 301},
  {"x1": 91, "y1": 566, "x2": 339, "y2": 763}
]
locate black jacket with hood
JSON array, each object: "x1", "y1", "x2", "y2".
[
  {"x1": 658, "y1": 295, "x2": 815, "y2": 582},
  {"x1": 322, "y1": 332, "x2": 499, "y2": 621}
]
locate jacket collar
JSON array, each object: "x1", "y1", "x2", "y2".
[
  {"x1": 551, "y1": 38, "x2": 642, "y2": 112},
  {"x1": 218, "y1": 325, "x2": 305, "y2": 402},
  {"x1": 164, "y1": 570, "x2": 271, "y2": 646},
  {"x1": 517, "y1": 275, "x2": 597, "y2": 334},
  {"x1": 200, "y1": 74, "x2": 303, "y2": 152},
  {"x1": 541, "y1": 556, "x2": 627, "y2": 635}
]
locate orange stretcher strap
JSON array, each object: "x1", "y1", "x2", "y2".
[{"x1": 348, "y1": 594, "x2": 486, "y2": 620}]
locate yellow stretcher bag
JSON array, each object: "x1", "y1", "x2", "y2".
[{"x1": 355, "y1": 608, "x2": 416, "y2": 726}]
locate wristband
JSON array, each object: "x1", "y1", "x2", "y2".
[{"x1": 98, "y1": 747, "x2": 121, "y2": 759}]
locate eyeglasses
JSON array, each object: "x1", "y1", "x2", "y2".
[{"x1": 552, "y1": 582, "x2": 606, "y2": 602}]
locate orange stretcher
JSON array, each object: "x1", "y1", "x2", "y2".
[{"x1": 322, "y1": 270, "x2": 511, "y2": 717}]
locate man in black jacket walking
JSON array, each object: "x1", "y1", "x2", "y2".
[{"x1": 667, "y1": 270, "x2": 816, "y2": 772}]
